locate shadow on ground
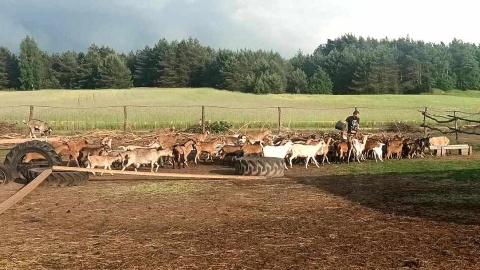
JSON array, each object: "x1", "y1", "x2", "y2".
[{"x1": 294, "y1": 169, "x2": 480, "y2": 225}]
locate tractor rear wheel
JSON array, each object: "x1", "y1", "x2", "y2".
[
  {"x1": 0, "y1": 164, "x2": 13, "y2": 186},
  {"x1": 235, "y1": 157, "x2": 285, "y2": 178},
  {"x1": 4, "y1": 140, "x2": 63, "y2": 179},
  {"x1": 25, "y1": 168, "x2": 89, "y2": 187}
]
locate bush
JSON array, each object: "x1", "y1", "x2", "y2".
[
  {"x1": 184, "y1": 121, "x2": 232, "y2": 134},
  {"x1": 209, "y1": 121, "x2": 232, "y2": 133}
]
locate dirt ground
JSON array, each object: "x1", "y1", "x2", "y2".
[
  {"x1": 1, "y1": 128, "x2": 479, "y2": 269},
  {"x1": 1, "y1": 155, "x2": 480, "y2": 270}
]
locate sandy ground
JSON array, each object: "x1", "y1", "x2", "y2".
[{"x1": 1, "y1": 155, "x2": 480, "y2": 269}]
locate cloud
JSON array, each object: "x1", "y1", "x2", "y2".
[{"x1": 1, "y1": 0, "x2": 479, "y2": 58}]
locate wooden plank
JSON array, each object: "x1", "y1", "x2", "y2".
[
  {"x1": 0, "y1": 137, "x2": 62, "y2": 145},
  {"x1": 429, "y1": 145, "x2": 448, "y2": 150},
  {"x1": 442, "y1": 145, "x2": 469, "y2": 149},
  {"x1": 52, "y1": 166, "x2": 267, "y2": 180},
  {"x1": 0, "y1": 169, "x2": 52, "y2": 215}
]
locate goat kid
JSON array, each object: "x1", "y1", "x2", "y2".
[{"x1": 86, "y1": 154, "x2": 122, "y2": 176}]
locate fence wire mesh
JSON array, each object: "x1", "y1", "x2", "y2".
[{"x1": 1, "y1": 105, "x2": 476, "y2": 132}]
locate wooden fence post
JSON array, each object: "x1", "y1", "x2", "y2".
[
  {"x1": 29, "y1": 106, "x2": 34, "y2": 121},
  {"x1": 454, "y1": 110, "x2": 458, "y2": 142},
  {"x1": 277, "y1": 107, "x2": 282, "y2": 134},
  {"x1": 201, "y1": 106, "x2": 205, "y2": 133},
  {"x1": 123, "y1": 106, "x2": 128, "y2": 132},
  {"x1": 423, "y1": 107, "x2": 428, "y2": 136}
]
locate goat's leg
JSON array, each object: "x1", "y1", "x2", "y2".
[
  {"x1": 312, "y1": 156, "x2": 320, "y2": 168},
  {"x1": 72, "y1": 153, "x2": 80, "y2": 167},
  {"x1": 194, "y1": 151, "x2": 199, "y2": 164},
  {"x1": 347, "y1": 148, "x2": 353, "y2": 163},
  {"x1": 99, "y1": 165, "x2": 108, "y2": 176},
  {"x1": 289, "y1": 155, "x2": 295, "y2": 168},
  {"x1": 321, "y1": 153, "x2": 329, "y2": 165},
  {"x1": 89, "y1": 165, "x2": 96, "y2": 176},
  {"x1": 121, "y1": 160, "x2": 133, "y2": 171},
  {"x1": 184, "y1": 155, "x2": 189, "y2": 166},
  {"x1": 305, "y1": 157, "x2": 310, "y2": 169},
  {"x1": 150, "y1": 161, "x2": 155, "y2": 172}
]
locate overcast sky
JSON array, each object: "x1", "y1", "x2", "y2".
[{"x1": 1, "y1": 0, "x2": 478, "y2": 57}]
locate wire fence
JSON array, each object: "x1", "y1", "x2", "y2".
[{"x1": 1, "y1": 104, "x2": 478, "y2": 132}]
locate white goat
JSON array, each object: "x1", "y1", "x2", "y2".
[
  {"x1": 348, "y1": 135, "x2": 369, "y2": 163},
  {"x1": 118, "y1": 141, "x2": 161, "y2": 151},
  {"x1": 86, "y1": 154, "x2": 122, "y2": 176},
  {"x1": 289, "y1": 140, "x2": 326, "y2": 169},
  {"x1": 372, "y1": 143, "x2": 384, "y2": 162},
  {"x1": 262, "y1": 141, "x2": 294, "y2": 169},
  {"x1": 122, "y1": 148, "x2": 161, "y2": 172}
]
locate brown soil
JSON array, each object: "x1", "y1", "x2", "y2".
[
  {"x1": 1, "y1": 128, "x2": 479, "y2": 269},
  {"x1": 1, "y1": 156, "x2": 480, "y2": 269}
]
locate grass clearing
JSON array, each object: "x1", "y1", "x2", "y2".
[
  {"x1": 0, "y1": 88, "x2": 479, "y2": 130},
  {"x1": 104, "y1": 181, "x2": 201, "y2": 196}
]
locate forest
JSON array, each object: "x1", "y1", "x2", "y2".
[{"x1": 1, "y1": 34, "x2": 480, "y2": 94}]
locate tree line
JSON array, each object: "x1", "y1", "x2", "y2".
[{"x1": 1, "y1": 34, "x2": 480, "y2": 94}]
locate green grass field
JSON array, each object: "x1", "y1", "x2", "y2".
[{"x1": 0, "y1": 88, "x2": 479, "y2": 131}]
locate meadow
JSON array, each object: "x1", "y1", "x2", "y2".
[{"x1": 0, "y1": 88, "x2": 479, "y2": 131}]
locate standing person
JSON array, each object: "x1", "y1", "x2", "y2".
[{"x1": 346, "y1": 109, "x2": 360, "y2": 135}]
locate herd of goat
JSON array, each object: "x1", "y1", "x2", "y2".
[{"x1": 26, "y1": 127, "x2": 450, "y2": 175}]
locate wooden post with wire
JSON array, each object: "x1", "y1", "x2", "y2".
[
  {"x1": 123, "y1": 106, "x2": 128, "y2": 132},
  {"x1": 277, "y1": 107, "x2": 282, "y2": 135},
  {"x1": 201, "y1": 106, "x2": 205, "y2": 134},
  {"x1": 423, "y1": 107, "x2": 428, "y2": 136},
  {"x1": 454, "y1": 110, "x2": 458, "y2": 142},
  {"x1": 29, "y1": 106, "x2": 34, "y2": 122}
]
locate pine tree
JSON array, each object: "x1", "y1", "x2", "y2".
[
  {"x1": 132, "y1": 46, "x2": 156, "y2": 87},
  {"x1": 449, "y1": 39, "x2": 480, "y2": 90},
  {"x1": 97, "y1": 54, "x2": 133, "y2": 89},
  {"x1": 18, "y1": 36, "x2": 45, "y2": 90},
  {"x1": 308, "y1": 70, "x2": 333, "y2": 94},
  {"x1": 287, "y1": 68, "x2": 308, "y2": 93},
  {"x1": 0, "y1": 47, "x2": 13, "y2": 89},
  {"x1": 50, "y1": 51, "x2": 80, "y2": 89}
]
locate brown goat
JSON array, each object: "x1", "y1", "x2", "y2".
[
  {"x1": 241, "y1": 141, "x2": 263, "y2": 156},
  {"x1": 66, "y1": 139, "x2": 89, "y2": 166},
  {"x1": 245, "y1": 130, "x2": 272, "y2": 144},
  {"x1": 194, "y1": 139, "x2": 223, "y2": 163},
  {"x1": 386, "y1": 140, "x2": 403, "y2": 160},
  {"x1": 218, "y1": 145, "x2": 243, "y2": 163}
]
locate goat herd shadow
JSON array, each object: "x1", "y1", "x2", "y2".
[{"x1": 292, "y1": 169, "x2": 480, "y2": 226}]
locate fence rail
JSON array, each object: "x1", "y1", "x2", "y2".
[
  {"x1": 0, "y1": 104, "x2": 472, "y2": 133},
  {"x1": 420, "y1": 107, "x2": 480, "y2": 141}
]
